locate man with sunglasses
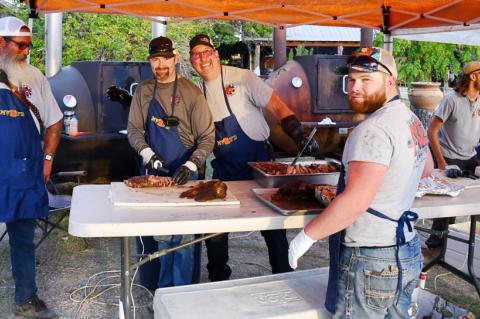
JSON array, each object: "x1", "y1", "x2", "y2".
[
  {"x1": 425, "y1": 61, "x2": 480, "y2": 249},
  {"x1": 127, "y1": 36, "x2": 214, "y2": 289},
  {"x1": 0, "y1": 16, "x2": 62, "y2": 319},
  {"x1": 189, "y1": 34, "x2": 319, "y2": 282},
  {"x1": 289, "y1": 47, "x2": 433, "y2": 318}
]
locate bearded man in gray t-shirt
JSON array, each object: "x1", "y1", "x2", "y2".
[
  {"x1": 425, "y1": 61, "x2": 480, "y2": 248},
  {"x1": 288, "y1": 47, "x2": 433, "y2": 317}
]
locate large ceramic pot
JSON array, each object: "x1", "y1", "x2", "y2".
[{"x1": 408, "y1": 82, "x2": 443, "y2": 110}]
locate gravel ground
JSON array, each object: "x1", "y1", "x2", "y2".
[{"x1": 0, "y1": 217, "x2": 478, "y2": 319}]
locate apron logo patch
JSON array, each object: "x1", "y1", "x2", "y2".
[
  {"x1": 224, "y1": 84, "x2": 236, "y2": 96},
  {"x1": 20, "y1": 84, "x2": 32, "y2": 98},
  {"x1": 0, "y1": 109, "x2": 25, "y2": 118},
  {"x1": 170, "y1": 95, "x2": 180, "y2": 106},
  {"x1": 151, "y1": 115, "x2": 166, "y2": 128},
  {"x1": 217, "y1": 135, "x2": 238, "y2": 146}
]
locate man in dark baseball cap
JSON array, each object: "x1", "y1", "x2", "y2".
[
  {"x1": 189, "y1": 32, "x2": 320, "y2": 284},
  {"x1": 128, "y1": 33, "x2": 215, "y2": 292},
  {"x1": 149, "y1": 36, "x2": 176, "y2": 59},
  {"x1": 189, "y1": 34, "x2": 214, "y2": 51}
]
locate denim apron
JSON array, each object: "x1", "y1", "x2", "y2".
[
  {"x1": 138, "y1": 77, "x2": 195, "y2": 288},
  {"x1": 0, "y1": 88, "x2": 48, "y2": 222},
  {"x1": 325, "y1": 166, "x2": 418, "y2": 313},
  {"x1": 201, "y1": 71, "x2": 290, "y2": 281},
  {"x1": 204, "y1": 70, "x2": 271, "y2": 182},
  {"x1": 145, "y1": 76, "x2": 193, "y2": 174}
]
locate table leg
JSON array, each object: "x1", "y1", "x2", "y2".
[
  {"x1": 467, "y1": 215, "x2": 480, "y2": 295},
  {"x1": 420, "y1": 215, "x2": 480, "y2": 297},
  {"x1": 121, "y1": 237, "x2": 132, "y2": 319}
]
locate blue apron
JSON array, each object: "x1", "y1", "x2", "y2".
[
  {"x1": 144, "y1": 76, "x2": 193, "y2": 175},
  {"x1": 325, "y1": 166, "x2": 418, "y2": 314},
  {"x1": 204, "y1": 70, "x2": 271, "y2": 181},
  {"x1": 139, "y1": 77, "x2": 195, "y2": 288},
  {"x1": 0, "y1": 88, "x2": 48, "y2": 222}
]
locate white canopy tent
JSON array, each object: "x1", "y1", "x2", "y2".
[{"x1": 393, "y1": 24, "x2": 480, "y2": 46}]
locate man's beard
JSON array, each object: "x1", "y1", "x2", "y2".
[
  {"x1": 155, "y1": 67, "x2": 172, "y2": 81},
  {"x1": 0, "y1": 52, "x2": 30, "y2": 87},
  {"x1": 348, "y1": 87, "x2": 387, "y2": 114}
]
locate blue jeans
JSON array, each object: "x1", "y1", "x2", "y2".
[
  {"x1": 205, "y1": 229, "x2": 291, "y2": 281},
  {"x1": 6, "y1": 218, "x2": 37, "y2": 303},
  {"x1": 333, "y1": 235, "x2": 421, "y2": 319},
  {"x1": 136, "y1": 172, "x2": 200, "y2": 289},
  {"x1": 136, "y1": 235, "x2": 199, "y2": 289},
  {"x1": 156, "y1": 235, "x2": 196, "y2": 287}
]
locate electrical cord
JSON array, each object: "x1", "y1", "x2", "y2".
[{"x1": 69, "y1": 238, "x2": 153, "y2": 319}]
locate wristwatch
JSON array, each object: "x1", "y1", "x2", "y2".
[{"x1": 44, "y1": 153, "x2": 54, "y2": 161}]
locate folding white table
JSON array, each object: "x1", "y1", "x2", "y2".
[{"x1": 69, "y1": 181, "x2": 480, "y2": 319}]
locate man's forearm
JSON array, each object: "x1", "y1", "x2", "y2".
[
  {"x1": 428, "y1": 130, "x2": 445, "y2": 169},
  {"x1": 265, "y1": 93, "x2": 294, "y2": 121},
  {"x1": 43, "y1": 120, "x2": 62, "y2": 155}
]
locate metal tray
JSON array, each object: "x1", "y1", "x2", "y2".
[
  {"x1": 251, "y1": 188, "x2": 323, "y2": 216},
  {"x1": 249, "y1": 160, "x2": 340, "y2": 188}
]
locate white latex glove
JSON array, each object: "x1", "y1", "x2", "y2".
[
  {"x1": 140, "y1": 147, "x2": 156, "y2": 165},
  {"x1": 288, "y1": 229, "x2": 317, "y2": 269},
  {"x1": 139, "y1": 147, "x2": 163, "y2": 169}
]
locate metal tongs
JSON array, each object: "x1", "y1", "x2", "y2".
[{"x1": 291, "y1": 127, "x2": 317, "y2": 166}]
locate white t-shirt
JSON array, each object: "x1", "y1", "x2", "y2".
[
  {"x1": 342, "y1": 99, "x2": 428, "y2": 247},
  {"x1": 435, "y1": 91, "x2": 480, "y2": 160},
  {"x1": 13, "y1": 64, "x2": 63, "y2": 134},
  {"x1": 202, "y1": 65, "x2": 273, "y2": 141}
]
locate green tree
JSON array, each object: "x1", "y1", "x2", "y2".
[
  {"x1": 374, "y1": 32, "x2": 480, "y2": 85},
  {"x1": 288, "y1": 46, "x2": 312, "y2": 60}
]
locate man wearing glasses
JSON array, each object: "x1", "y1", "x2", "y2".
[
  {"x1": 127, "y1": 36, "x2": 214, "y2": 289},
  {"x1": 425, "y1": 61, "x2": 480, "y2": 249},
  {"x1": 0, "y1": 16, "x2": 62, "y2": 319},
  {"x1": 289, "y1": 47, "x2": 433, "y2": 318},
  {"x1": 189, "y1": 34, "x2": 319, "y2": 282}
]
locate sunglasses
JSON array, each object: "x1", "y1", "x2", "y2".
[
  {"x1": 347, "y1": 55, "x2": 393, "y2": 76},
  {"x1": 4, "y1": 37, "x2": 32, "y2": 51},
  {"x1": 190, "y1": 48, "x2": 214, "y2": 62}
]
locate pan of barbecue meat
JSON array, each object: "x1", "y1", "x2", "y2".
[
  {"x1": 252, "y1": 181, "x2": 336, "y2": 215},
  {"x1": 249, "y1": 159, "x2": 340, "y2": 188}
]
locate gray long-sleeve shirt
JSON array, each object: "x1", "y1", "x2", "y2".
[{"x1": 127, "y1": 76, "x2": 215, "y2": 168}]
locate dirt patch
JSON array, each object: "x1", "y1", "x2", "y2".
[{"x1": 0, "y1": 220, "x2": 478, "y2": 318}]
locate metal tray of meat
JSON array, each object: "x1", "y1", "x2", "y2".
[
  {"x1": 248, "y1": 159, "x2": 340, "y2": 188},
  {"x1": 251, "y1": 188, "x2": 323, "y2": 216}
]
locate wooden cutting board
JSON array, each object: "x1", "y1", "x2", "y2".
[{"x1": 110, "y1": 182, "x2": 240, "y2": 207}]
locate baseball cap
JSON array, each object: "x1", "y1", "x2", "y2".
[
  {"x1": 0, "y1": 16, "x2": 31, "y2": 37},
  {"x1": 463, "y1": 61, "x2": 480, "y2": 75},
  {"x1": 337, "y1": 46, "x2": 398, "y2": 78},
  {"x1": 189, "y1": 34, "x2": 214, "y2": 51},
  {"x1": 148, "y1": 36, "x2": 175, "y2": 59}
]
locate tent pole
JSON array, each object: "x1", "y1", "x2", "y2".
[
  {"x1": 384, "y1": 33, "x2": 393, "y2": 52},
  {"x1": 152, "y1": 17, "x2": 167, "y2": 38},
  {"x1": 360, "y1": 28, "x2": 373, "y2": 46},
  {"x1": 27, "y1": 18, "x2": 33, "y2": 64},
  {"x1": 273, "y1": 25, "x2": 287, "y2": 70},
  {"x1": 45, "y1": 13, "x2": 63, "y2": 78}
]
